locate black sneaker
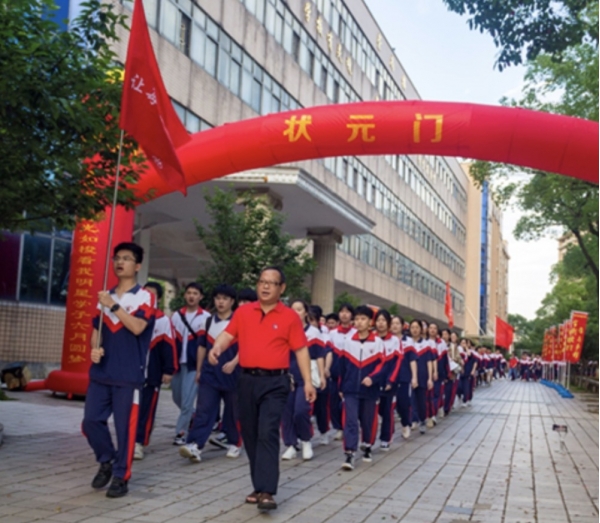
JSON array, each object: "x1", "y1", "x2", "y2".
[
  {"x1": 106, "y1": 477, "x2": 128, "y2": 498},
  {"x1": 342, "y1": 452, "x2": 355, "y2": 471},
  {"x1": 91, "y1": 462, "x2": 112, "y2": 489},
  {"x1": 363, "y1": 445, "x2": 373, "y2": 462},
  {"x1": 208, "y1": 433, "x2": 228, "y2": 450}
]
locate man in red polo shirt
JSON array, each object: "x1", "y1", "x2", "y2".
[{"x1": 208, "y1": 267, "x2": 316, "y2": 511}]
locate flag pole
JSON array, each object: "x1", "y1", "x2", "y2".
[{"x1": 95, "y1": 129, "x2": 126, "y2": 350}]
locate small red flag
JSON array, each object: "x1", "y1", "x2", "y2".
[
  {"x1": 120, "y1": 0, "x2": 190, "y2": 195},
  {"x1": 444, "y1": 281, "x2": 454, "y2": 328},
  {"x1": 495, "y1": 316, "x2": 514, "y2": 350}
]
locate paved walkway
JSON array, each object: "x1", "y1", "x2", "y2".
[{"x1": 0, "y1": 380, "x2": 597, "y2": 523}]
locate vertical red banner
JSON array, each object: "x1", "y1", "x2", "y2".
[
  {"x1": 44, "y1": 206, "x2": 134, "y2": 396},
  {"x1": 565, "y1": 311, "x2": 588, "y2": 363}
]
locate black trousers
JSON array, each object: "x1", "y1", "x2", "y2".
[{"x1": 238, "y1": 372, "x2": 291, "y2": 495}]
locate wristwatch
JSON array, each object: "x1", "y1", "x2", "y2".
[{"x1": 110, "y1": 303, "x2": 121, "y2": 313}]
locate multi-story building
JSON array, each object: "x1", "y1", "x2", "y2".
[
  {"x1": 463, "y1": 163, "x2": 509, "y2": 338},
  {"x1": 0, "y1": 0, "x2": 470, "y2": 369}
]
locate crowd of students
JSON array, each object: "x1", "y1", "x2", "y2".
[
  {"x1": 137, "y1": 284, "x2": 510, "y2": 472},
  {"x1": 84, "y1": 241, "x2": 512, "y2": 500}
]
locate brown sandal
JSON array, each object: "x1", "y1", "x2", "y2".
[
  {"x1": 257, "y1": 492, "x2": 277, "y2": 510},
  {"x1": 245, "y1": 491, "x2": 260, "y2": 504}
]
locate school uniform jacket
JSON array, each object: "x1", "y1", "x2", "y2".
[
  {"x1": 405, "y1": 336, "x2": 432, "y2": 388},
  {"x1": 146, "y1": 310, "x2": 178, "y2": 387},
  {"x1": 171, "y1": 307, "x2": 210, "y2": 371},
  {"x1": 395, "y1": 335, "x2": 417, "y2": 384},
  {"x1": 329, "y1": 325, "x2": 356, "y2": 380},
  {"x1": 199, "y1": 314, "x2": 239, "y2": 391},
  {"x1": 290, "y1": 324, "x2": 325, "y2": 385},
  {"x1": 379, "y1": 332, "x2": 401, "y2": 390},
  {"x1": 338, "y1": 331, "x2": 386, "y2": 399},
  {"x1": 90, "y1": 284, "x2": 155, "y2": 387},
  {"x1": 435, "y1": 338, "x2": 450, "y2": 382}
]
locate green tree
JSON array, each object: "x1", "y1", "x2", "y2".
[
  {"x1": 508, "y1": 313, "x2": 544, "y2": 354},
  {"x1": 442, "y1": 0, "x2": 598, "y2": 69},
  {"x1": 0, "y1": 0, "x2": 144, "y2": 233},
  {"x1": 194, "y1": 187, "x2": 315, "y2": 300},
  {"x1": 333, "y1": 291, "x2": 361, "y2": 313}
]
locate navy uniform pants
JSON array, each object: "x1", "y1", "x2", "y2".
[
  {"x1": 313, "y1": 385, "x2": 330, "y2": 435},
  {"x1": 379, "y1": 386, "x2": 397, "y2": 443},
  {"x1": 187, "y1": 381, "x2": 240, "y2": 448},
  {"x1": 136, "y1": 383, "x2": 160, "y2": 446},
  {"x1": 395, "y1": 382, "x2": 412, "y2": 427},
  {"x1": 342, "y1": 394, "x2": 377, "y2": 452},
  {"x1": 281, "y1": 385, "x2": 313, "y2": 446},
  {"x1": 83, "y1": 381, "x2": 139, "y2": 481}
]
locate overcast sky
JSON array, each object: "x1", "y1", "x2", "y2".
[{"x1": 365, "y1": 0, "x2": 558, "y2": 320}]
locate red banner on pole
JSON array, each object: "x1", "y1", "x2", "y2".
[
  {"x1": 565, "y1": 311, "x2": 588, "y2": 363},
  {"x1": 494, "y1": 316, "x2": 514, "y2": 350},
  {"x1": 44, "y1": 207, "x2": 135, "y2": 396},
  {"x1": 120, "y1": 0, "x2": 190, "y2": 195},
  {"x1": 445, "y1": 281, "x2": 454, "y2": 328}
]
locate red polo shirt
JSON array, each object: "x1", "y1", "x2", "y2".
[{"x1": 225, "y1": 301, "x2": 307, "y2": 369}]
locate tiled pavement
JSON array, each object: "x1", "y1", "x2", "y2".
[{"x1": 0, "y1": 380, "x2": 597, "y2": 523}]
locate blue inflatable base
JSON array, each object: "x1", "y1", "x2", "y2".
[{"x1": 541, "y1": 379, "x2": 574, "y2": 398}]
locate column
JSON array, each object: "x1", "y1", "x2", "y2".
[
  {"x1": 309, "y1": 228, "x2": 342, "y2": 314},
  {"x1": 136, "y1": 228, "x2": 151, "y2": 285}
]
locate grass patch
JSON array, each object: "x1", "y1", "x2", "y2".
[{"x1": 0, "y1": 388, "x2": 16, "y2": 401}]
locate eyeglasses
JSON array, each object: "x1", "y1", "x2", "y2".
[
  {"x1": 112, "y1": 256, "x2": 136, "y2": 263},
  {"x1": 257, "y1": 279, "x2": 281, "y2": 287}
]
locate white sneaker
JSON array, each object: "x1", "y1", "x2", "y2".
[
  {"x1": 281, "y1": 445, "x2": 297, "y2": 460},
  {"x1": 411, "y1": 421, "x2": 419, "y2": 430},
  {"x1": 301, "y1": 441, "x2": 314, "y2": 460},
  {"x1": 333, "y1": 430, "x2": 343, "y2": 441},
  {"x1": 419, "y1": 422, "x2": 426, "y2": 434},
  {"x1": 320, "y1": 433, "x2": 330, "y2": 446},
  {"x1": 379, "y1": 441, "x2": 390, "y2": 452},
  {"x1": 401, "y1": 426, "x2": 411, "y2": 439},
  {"x1": 179, "y1": 442, "x2": 202, "y2": 463},
  {"x1": 466, "y1": 401, "x2": 472, "y2": 408},
  {"x1": 438, "y1": 407, "x2": 445, "y2": 419},
  {"x1": 226, "y1": 445, "x2": 241, "y2": 459},
  {"x1": 133, "y1": 442, "x2": 144, "y2": 460},
  {"x1": 426, "y1": 418, "x2": 434, "y2": 429},
  {"x1": 431, "y1": 416, "x2": 438, "y2": 426}
]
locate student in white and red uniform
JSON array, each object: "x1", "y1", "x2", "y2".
[
  {"x1": 375, "y1": 309, "x2": 401, "y2": 451},
  {"x1": 328, "y1": 304, "x2": 356, "y2": 441},
  {"x1": 409, "y1": 320, "x2": 434, "y2": 433},
  {"x1": 179, "y1": 284, "x2": 241, "y2": 463},
  {"x1": 170, "y1": 282, "x2": 210, "y2": 445},
  {"x1": 339, "y1": 306, "x2": 386, "y2": 470},
  {"x1": 134, "y1": 282, "x2": 177, "y2": 461},
  {"x1": 391, "y1": 315, "x2": 417, "y2": 439},
  {"x1": 312, "y1": 310, "x2": 335, "y2": 445},
  {"x1": 83, "y1": 242, "x2": 155, "y2": 498},
  {"x1": 424, "y1": 323, "x2": 440, "y2": 427},
  {"x1": 428, "y1": 322, "x2": 449, "y2": 422},
  {"x1": 280, "y1": 300, "x2": 326, "y2": 461}
]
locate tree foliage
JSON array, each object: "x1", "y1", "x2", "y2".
[
  {"x1": 442, "y1": 0, "x2": 599, "y2": 69},
  {"x1": 0, "y1": 0, "x2": 144, "y2": 233},
  {"x1": 194, "y1": 187, "x2": 315, "y2": 301},
  {"x1": 333, "y1": 291, "x2": 361, "y2": 313}
]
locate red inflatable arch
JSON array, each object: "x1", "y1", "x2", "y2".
[
  {"x1": 135, "y1": 100, "x2": 599, "y2": 198},
  {"x1": 34, "y1": 100, "x2": 598, "y2": 397}
]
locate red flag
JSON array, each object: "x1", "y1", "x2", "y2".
[
  {"x1": 120, "y1": 0, "x2": 190, "y2": 195},
  {"x1": 495, "y1": 316, "x2": 514, "y2": 350},
  {"x1": 444, "y1": 281, "x2": 454, "y2": 328}
]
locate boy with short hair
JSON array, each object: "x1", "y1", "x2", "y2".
[
  {"x1": 134, "y1": 282, "x2": 177, "y2": 460},
  {"x1": 329, "y1": 304, "x2": 356, "y2": 440},
  {"x1": 170, "y1": 282, "x2": 210, "y2": 445},
  {"x1": 82, "y1": 242, "x2": 155, "y2": 498},
  {"x1": 179, "y1": 284, "x2": 241, "y2": 462},
  {"x1": 338, "y1": 305, "x2": 386, "y2": 470}
]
